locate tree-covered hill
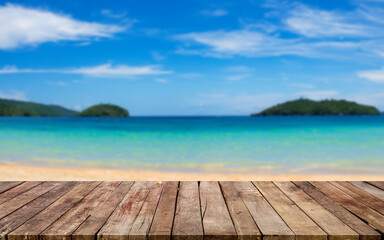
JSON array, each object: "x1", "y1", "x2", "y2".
[
  {"x1": 0, "y1": 99, "x2": 77, "y2": 116},
  {"x1": 253, "y1": 99, "x2": 381, "y2": 116},
  {"x1": 77, "y1": 104, "x2": 129, "y2": 117}
]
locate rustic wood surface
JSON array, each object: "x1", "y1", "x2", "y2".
[{"x1": 0, "y1": 181, "x2": 383, "y2": 240}]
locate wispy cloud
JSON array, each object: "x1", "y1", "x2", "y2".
[
  {"x1": 175, "y1": 30, "x2": 314, "y2": 58},
  {"x1": 152, "y1": 51, "x2": 166, "y2": 61},
  {"x1": 226, "y1": 66, "x2": 255, "y2": 72},
  {"x1": 175, "y1": 3, "x2": 384, "y2": 59},
  {"x1": 0, "y1": 63, "x2": 173, "y2": 77},
  {"x1": 357, "y1": 67, "x2": 384, "y2": 82},
  {"x1": 225, "y1": 74, "x2": 251, "y2": 81},
  {"x1": 285, "y1": 5, "x2": 370, "y2": 38},
  {"x1": 100, "y1": 9, "x2": 127, "y2": 19},
  {"x1": 201, "y1": 9, "x2": 228, "y2": 17},
  {"x1": 0, "y1": 3, "x2": 126, "y2": 50},
  {"x1": 0, "y1": 90, "x2": 28, "y2": 101},
  {"x1": 155, "y1": 78, "x2": 169, "y2": 83}
]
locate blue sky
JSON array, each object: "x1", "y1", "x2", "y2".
[{"x1": 1, "y1": 0, "x2": 384, "y2": 115}]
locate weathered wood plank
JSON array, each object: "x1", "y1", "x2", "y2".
[
  {"x1": 330, "y1": 181, "x2": 384, "y2": 215},
  {"x1": 129, "y1": 182, "x2": 163, "y2": 240},
  {"x1": 97, "y1": 182, "x2": 152, "y2": 240},
  {"x1": 40, "y1": 181, "x2": 120, "y2": 240},
  {"x1": 233, "y1": 181, "x2": 294, "y2": 240},
  {"x1": 72, "y1": 182, "x2": 134, "y2": 240},
  {"x1": 367, "y1": 182, "x2": 384, "y2": 191},
  {"x1": 274, "y1": 181, "x2": 358, "y2": 240},
  {"x1": 0, "y1": 181, "x2": 42, "y2": 205},
  {"x1": 294, "y1": 181, "x2": 381, "y2": 240},
  {"x1": 172, "y1": 181, "x2": 203, "y2": 240},
  {"x1": 0, "y1": 182, "x2": 23, "y2": 194},
  {"x1": 349, "y1": 181, "x2": 384, "y2": 202},
  {"x1": 254, "y1": 181, "x2": 327, "y2": 240},
  {"x1": 311, "y1": 181, "x2": 384, "y2": 233},
  {"x1": 0, "y1": 182, "x2": 60, "y2": 220},
  {"x1": 220, "y1": 181, "x2": 261, "y2": 240},
  {"x1": 0, "y1": 182, "x2": 78, "y2": 240},
  {"x1": 8, "y1": 182, "x2": 101, "y2": 240},
  {"x1": 148, "y1": 181, "x2": 179, "y2": 240},
  {"x1": 200, "y1": 181, "x2": 237, "y2": 240}
]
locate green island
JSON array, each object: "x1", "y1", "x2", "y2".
[
  {"x1": 0, "y1": 99, "x2": 77, "y2": 116},
  {"x1": 77, "y1": 104, "x2": 130, "y2": 117},
  {"x1": 253, "y1": 99, "x2": 381, "y2": 116}
]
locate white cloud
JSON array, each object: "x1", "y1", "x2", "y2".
[
  {"x1": 68, "y1": 64, "x2": 172, "y2": 77},
  {"x1": 285, "y1": 5, "x2": 369, "y2": 38},
  {"x1": 359, "y1": 5, "x2": 384, "y2": 24},
  {"x1": 225, "y1": 74, "x2": 250, "y2": 81},
  {"x1": 152, "y1": 51, "x2": 166, "y2": 61},
  {"x1": 0, "y1": 3, "x2": 126, "y2": 49},
  {"x1": 176, "y1": 30, "x2": 315, "y2": 58},
  {"x1": 357, "y1": 67, "x2": 384, "y2": 82},
  {"x1": 0, "y1": 63, "x2": 173, "y2": 77},
  {"x1": 296, "y1": 90, "x2": 338, "y2": 100},
  {"x1": 100, "y1": 9, "x2": 126, "y2": 19},
  {"x1": 155, "y1": 78, "x2": 169, "y2": 83},
  {"x1": 0, "y1": 90, "x2": 28, "y2": 101},
  {"x1": 201, "y1": 9, "x2": 228, "y2": 17}
]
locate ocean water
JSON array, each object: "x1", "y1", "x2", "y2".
[{"x1": 0, "y1": 116, "x2": 383, "y2": 174}]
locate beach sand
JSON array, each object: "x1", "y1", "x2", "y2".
[{"x1": 0, "y1": 163, "x2": 383, "y2": 181}]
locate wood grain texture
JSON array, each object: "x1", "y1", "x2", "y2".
[
  {"x1": 330, "y1": 181, "x2": 384, "y2": 215},
  {"x1": 129, "y1": 182, "x2": 163, "y2": 240},
  {"x1": 220, "y1": 181, "x2": 261, "y2": 240},
  {"x1": 172, "y1": 181, "x2": 203, "y2": 240},
  {"x1": 367, "y1": 182, "x2": 384, "y2": 191},
  {"x1": 200, "y1": 181, "x2": 236, "y2": 240},
  {"x1": 233, "y1": 181, "x2": 294, "y2": 240},
  {"x1": 274, "y1": 181, "x2": 358, "y2": 240},
  {"x1": 311, "y1": 181, "x2": 384, "y2": 233},
  {"x1": 41, "y1": 181, "x2": 120, "y2": 240},
  {"x1": 0, "y1": 181, "x2": 42, "y2": 206},
  {"x1": 0, "y1": 181, "x2": 381, "y2": 240},
  {"x1": 293, "y1": 181, "x2": 381, "y2": 240},
  {"x1": 97, "y1": 182, "x2": 152, "y2": 240},
  {"x1": 8, "y1": 182, "x2": 101, "y2": 240},
  {"x1": 254, "y1": 181, "x2": 327, "y2": 240},
  {"x1": 72, "y1": 182, "x2": 134, "y2": 240},
  {"x1": 0, "y1": 182, "x2": 23, "y2": 194},
  {"x1": 0, "y1": 182, "x2": 78, "y2": 240},
  {"x1": 0, "y1": 181, "x2": 60, "y2": 220},
  {"x1": 349, "y1": 181, "x2": 384, "y2": 201},
  {"x1": 148, "y1": 181, "x2": 179, "y2": 240}
]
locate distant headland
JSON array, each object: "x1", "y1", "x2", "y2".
[
  {"x1": 0, "y1": 99, "x2": 77, "y2": 117},
  {"x1": 252, "y1": 99, "x2": 381, "y2": 116},
  {"x1": 77, "y1": 104, "x2": 129, "y2": 117},
  {"x1": 0, "y1": 98, "x2": 381, "y2": 117},
  {"x1": 0, "y1": 99, "x2": 129, "y2": 117}
]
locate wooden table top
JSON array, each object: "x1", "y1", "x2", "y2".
[{"x1": 0, "y1": 181, "x2": 383, "y2": 240}]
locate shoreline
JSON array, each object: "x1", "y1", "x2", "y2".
[{"x1": 1, "y1": 163, "x2": 383, "y2": 181}]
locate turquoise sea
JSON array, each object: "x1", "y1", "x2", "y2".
[{"x1": 0, "y1": 116, "x2": 383, "y2": 174}]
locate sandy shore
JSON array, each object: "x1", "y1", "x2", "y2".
[{"x1": 0, "y1": 164, "x2": 383, "y2": 181}]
